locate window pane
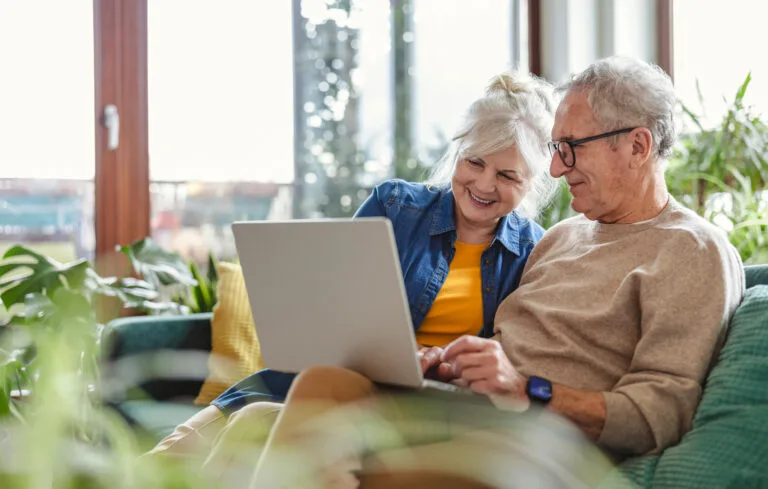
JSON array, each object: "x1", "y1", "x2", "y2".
[
  {"x1": 413, "y1": 0, "x2": 513, "y2": 160},
  {"x1": 674, "y1": 0, "x2": 768, "y2": 124},
  {"x1": 148, "y1": 1, "x2": 294, "y2": 262},
  {"x1": 0, "y1": 2, "x2": 95, "y2": 265}
]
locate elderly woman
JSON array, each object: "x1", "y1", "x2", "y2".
[{"x1": 147, "y1": 72, "x2": 562, "y2": 485}]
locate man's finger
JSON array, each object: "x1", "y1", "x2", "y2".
[
  {"x1": 451, "y1": 351, "x2": 495, "y2": 376},
  {"x1": 441, "y1": 336, "x2": 495, "y2": 363},
  {"x1": 457, "y1": 364, "x2": 498, "y2": 383}
]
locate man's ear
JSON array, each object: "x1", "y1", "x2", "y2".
[{"x1": 629, "y1": 128, "x2": 653, "y2": 168}]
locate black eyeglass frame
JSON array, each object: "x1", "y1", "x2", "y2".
[{"x1": 548, "y1": 127, "x2": 636, "y2": 168}]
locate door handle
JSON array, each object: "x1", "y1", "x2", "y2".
[{"x1": 102, "y1": 104, "x2": 120, "y2": 150}]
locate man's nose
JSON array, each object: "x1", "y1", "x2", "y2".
[{"x1": 550, "y1": 152, "x2": 570, "y2": 178}]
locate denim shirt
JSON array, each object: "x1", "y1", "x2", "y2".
[
  {"x1": 212, "y1": 179, "x2": 544, "y2": 414},
  {"x1": 354, "y1": 179, "x2": 544, "y2": 337}
]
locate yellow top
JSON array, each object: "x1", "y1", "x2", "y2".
[{"x1": 415, "y1": 241, "x2": 487, "y2": 347}]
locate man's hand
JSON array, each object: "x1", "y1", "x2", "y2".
[
  {"x1": 417, "y1": 346, "x2": 456, "y2": 382},
  {"x1": 441, "y1": 336, "x2": 527, "y2": 399}
]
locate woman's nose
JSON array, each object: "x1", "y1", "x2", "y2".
[{"x1": 475, "y1": 169, "x2": 496, "y2": 193}]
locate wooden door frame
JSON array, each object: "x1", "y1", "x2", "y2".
[
  {"x1": 656, "y1": 0, "x2": 674, "y2": 80},
  {"x1": 527, "y1": 0, "x2": 541, "y2": 77},
  {"x1": 93, "y1": 0, "x2": 150, "y2": 276}
]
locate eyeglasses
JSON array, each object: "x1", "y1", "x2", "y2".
[{"x1": 547, "y1": 127, "x2": 636, "y2": 168}]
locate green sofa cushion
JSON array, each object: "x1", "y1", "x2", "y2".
[
  {"x1": 745, "y1": 264, "x2": 768, "y2": 289},
  {"x1": 648, "y1": 284, "x2": 768, "y2": 488}
]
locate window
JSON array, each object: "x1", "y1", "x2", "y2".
[
  {"x1": 412, "y1": 0, "x2": 514, "y2": 162},
  {"x1": 147, "y1": 1, "x2": 294, "y2": 262},
  {"x1": 0, "y1": 1, "x2": 96, "y2": 263}
]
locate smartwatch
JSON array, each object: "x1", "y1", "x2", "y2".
[{"x1": 526, "y1": 376, "x2": 553, "y2": 406}]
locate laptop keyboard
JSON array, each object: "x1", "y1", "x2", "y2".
[{"x1": 422, "y1": 379, "x2": 476, "y2": 396}]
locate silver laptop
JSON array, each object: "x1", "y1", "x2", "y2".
[{"x1": 231, "y1": 218, "x2": 471, "y2": 394}]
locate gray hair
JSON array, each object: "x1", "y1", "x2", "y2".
[
  {"x1": 561, "y1": 56, "x2": 676, "y2": 159},
  {"x1": 426, "y1": 71, "x2": 558, "y2": 220}
]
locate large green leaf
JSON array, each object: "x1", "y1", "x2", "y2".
[
  {"x1": 118, "y1": 238, "x2": 197, "y2": 287},
  {"x1": 0, "y1": 245, "x2": 92, "y2": 307}
]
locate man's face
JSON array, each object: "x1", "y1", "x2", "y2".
[{"x1": 549, "y1": 90, "x2": 637, "y2": 223}]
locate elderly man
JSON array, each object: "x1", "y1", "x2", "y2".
[{"x1": 439, "y1": 55, "x2": 745, "y2": 459}]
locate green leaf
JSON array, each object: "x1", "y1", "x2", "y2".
[
  {"x1": 118, "y1": 237, "x2": 197, "y2": 287},
  {"x1": 734, "y1": 72, "x2": 752, "y2": 105},
  {"x1": 22, "y1": 293, "x2": 55, "y2": 322},
  {"x1": 0, "y1": 313, "x2": 28, "y2": 327},
  {"x1": 0, "y1": 258, "x2": 91, "y2": 308},
  {"x1": 732, "y1": 218, "x2": 768, "y2": 231},
  {"x1": 49, "y1": 288, "x2": 95, "y2": 325},
  {"x1": 189, "y1": 261, "x2": 212, "y2": 312},
  {"x1": 680, "y1": 102, "x2": 705, "y2": 132},
  {"x1": 2, "y1": 244, "x2": 48, "y2": 263}
]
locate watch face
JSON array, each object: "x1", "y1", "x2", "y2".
[{"x1": 528, "y1": 376, "x2": 552, "y2": 403}]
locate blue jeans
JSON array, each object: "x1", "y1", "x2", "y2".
[{"x1": 210, "y1": 369, "x2": 296, "y2": 415}]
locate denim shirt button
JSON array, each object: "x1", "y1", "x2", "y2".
[
  {"x1": 485, "y1": 286, "x2": 493, "y2": 292},
  {"x1": 484, "y1": 259, "x2": 492, "y2": 265}
]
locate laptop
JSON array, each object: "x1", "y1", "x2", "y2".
[{"x1": 231, "y1": 218, "x2": 485, "y2": 400}]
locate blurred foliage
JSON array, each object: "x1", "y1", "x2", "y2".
[
  {"x1": 0, "y1": 238, "x2": 220, "y2": 488},
  {"x1": 538, "y1": 179, "x2": 576, "y2": 230},
  {"x1": 0, "y1": 280, "x2": 212, "y2": 489},
  {"x1": 119, "y1": 238, "x2": 219, "y2": 315},
  {"x1": 667, "y1": 73, "x2": 768, "y2": 263},
  {"x1": 0, "y1": 237, "x2": 217, "y2": 420}
]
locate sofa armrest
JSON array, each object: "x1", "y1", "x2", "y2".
[
  {"x1": 104, "y1": 313, "x2": 213, "y2": 360},
  {"x1": 101, "y1": 313, "x2": 213, "y2": 404}
]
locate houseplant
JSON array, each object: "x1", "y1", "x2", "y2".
[
  {"x1": 0, "y1": 240, "x2": 219, "y2": 488},
  {"x1": 667, "y1": 73, "x2": 768, "y2": 263}
]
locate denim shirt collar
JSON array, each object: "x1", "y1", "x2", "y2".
[{"x1": 429, "y1": 186, "x2": 522, "y2": 256}]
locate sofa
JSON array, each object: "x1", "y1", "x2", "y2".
[{"x1": 102, "y1": 264, "x2": 768, "y2": 488}]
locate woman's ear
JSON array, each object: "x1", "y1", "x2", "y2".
[{"x1": 629, "y1": 128, "x2": 653, "y2": 169}]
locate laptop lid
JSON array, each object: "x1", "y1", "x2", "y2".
[{"x1": 231, "y1": 218, "x2": 424, "y2": 388}]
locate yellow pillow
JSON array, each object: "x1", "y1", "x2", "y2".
[{"x1": 194, "y1": 262, "x2": 264, "y2": 405}]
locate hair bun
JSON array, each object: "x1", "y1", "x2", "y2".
[
  {"x1": 487, "y1": 72, "x2": 534, "y2": 96},
  {"x1": 486, "y1": 71, "x2": 556, "y2": 116}
]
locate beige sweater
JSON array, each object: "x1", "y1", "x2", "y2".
[{"x1": 494, "y1": 199, "x2": 745, "y2": 456}]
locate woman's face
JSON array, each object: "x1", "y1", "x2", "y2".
[{"x1": 451, "y1": 145, "x2": 530, "y2": 232}]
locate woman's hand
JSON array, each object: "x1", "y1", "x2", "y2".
[
  {"x1": 441, "y1": 336, "x2": 527, "y2": 399},
  {"x1": 417, "y1": 346, "x2": 456, "y2": 382}
]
